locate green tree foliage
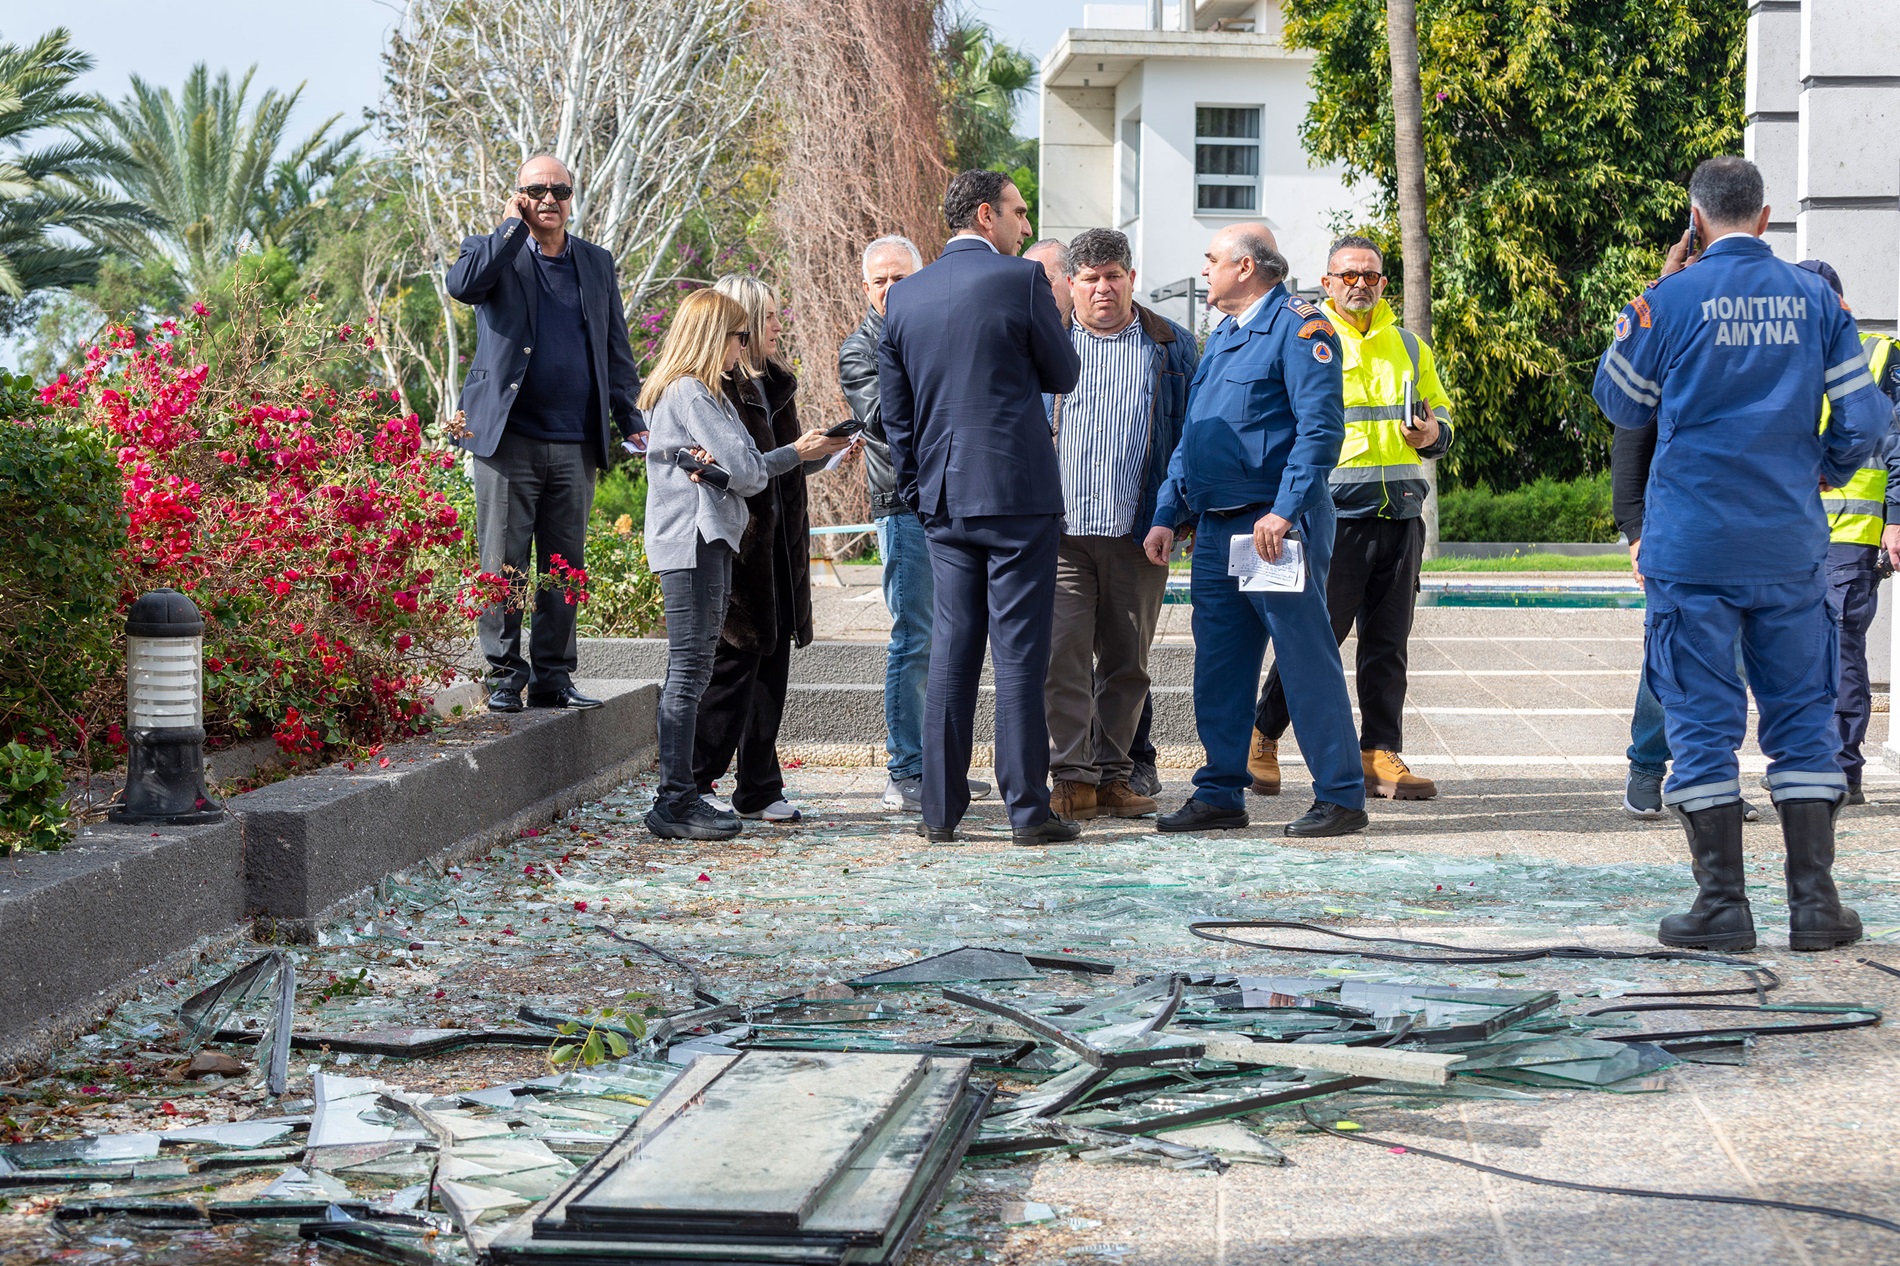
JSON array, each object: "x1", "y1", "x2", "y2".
[
  {"x1": 940, "y1": 20, "x2": 1040, "y2": 231},
  {"x1": 1438, "y1": 473, "x2": 1616, "y2": 543},
  {"x1": 0, "y1": 28, "x2": 155, "y2": 303},
  {"x1": 84, "y1": 64, "x2": 365, "y2": 294},
  {"x1": 1283, "y1": 0, "x2": 1744, "y2": 488}
]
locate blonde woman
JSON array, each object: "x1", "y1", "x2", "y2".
[
  {"x1": 642, "y1": 288, "x2": 849, "y2": 839},
  {"x1": 691, "y1": 275, "x2": 853, "y2": 823}
]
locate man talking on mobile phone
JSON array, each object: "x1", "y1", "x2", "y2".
[{"x1": 447, "y1": 154, "x2": 648, "y2": 714}]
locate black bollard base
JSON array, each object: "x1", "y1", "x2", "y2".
[{"x1": 111, "y1": 726, "x2": 226, "y2": 825}]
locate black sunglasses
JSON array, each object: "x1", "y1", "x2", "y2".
[
  {"x1": 730, "y1": 330, "x2": 750, "y2": 347},
  {"x1": 518, "y1": 183, "x2": 574, "y2": 201}
]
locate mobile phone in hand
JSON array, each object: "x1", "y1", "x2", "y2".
[
  {"x1": 1685, "y1": 211, "x2": 1699, "y2": 255},
  {"x1": 672, "y1": 447, "x2": 731, "y2": 490},
  {"x1": 824, "y1": 419, "x2": 865, "y2": 439}
]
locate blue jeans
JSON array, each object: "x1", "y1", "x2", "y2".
[{"x1": 878, "y1": 512, "x2": 933, "y2": 781}]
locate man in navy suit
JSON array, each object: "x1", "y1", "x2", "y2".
[
  {"x1": 878, "y1": 171, "x2": 1083, "y2": 844},
  {"x1": 447, "y1": 154, "x2": 646, "y2": 714}
]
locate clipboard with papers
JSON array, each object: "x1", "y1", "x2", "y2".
[{"x1": 1228, "y1": 531, "x2": 1307, "y2": 592}]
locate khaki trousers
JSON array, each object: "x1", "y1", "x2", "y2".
[{"x1": 1045, "y1": 534, "x2": 1169, "y2": 785}]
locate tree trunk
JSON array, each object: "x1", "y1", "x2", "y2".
[{"x1": 1386, "y1": 0, "x2": 1436, "y2": 555}]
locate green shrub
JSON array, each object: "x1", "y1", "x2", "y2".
[
  {"x1": 593, "y1": 463, "x2": 646, "y2": 536},
  {"x1": 0, "y1": 740, "x2": 70, "y2": 853},
  {"x1": 0, "y1": 380, "x2": 124, "y2": 757},
  {"x1": 578, "y1": 518, "x2": 664, "y2": 637},
  {"x1": 1438, "y1": 473, "x2": 1615, "y2": 544}
]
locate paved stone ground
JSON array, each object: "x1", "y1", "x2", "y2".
[{"x1": 774, "y1": 577, "x2": 1900, "y2": 1264}]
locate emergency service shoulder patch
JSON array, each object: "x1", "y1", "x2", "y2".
[
  {"x1": 1297, "y1": 317, "x2": 1335, "y2": 340},
  {"x1": 1631, "y1": 295, "x2": 1652, "y2": 328},
  {"x1": 1312, "y1": 341, "x2": 1334, "y2": 364},
  {"x1": 1613, "y1": 312, "x2": 1632, "y2": 342}
]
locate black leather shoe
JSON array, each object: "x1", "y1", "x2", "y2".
[
  {"x1": 1845, "y1": 785, "x2": 1866, "y2": 806},
  {"x1": 1012, "y1": 816, "x2": 1082, "y2": 845},
  {"x1": 1156, "y1": 798, "x2": 1249, "y2": 833},
  {"x1": 487, "y1": 687, "x2": 524, "y2": 713},
  {"x1": 1284, "y1": 801, "x2": 1369, "y2": 838},
  {"x1": 917, "y1": 823, "x2": 959, "y2": 843},
  {"x1": 528, "y1": 685, "x2": 603, "y2": 710}
]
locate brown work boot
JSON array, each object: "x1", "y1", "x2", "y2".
[
  {"x1": 1050, "y1": 778, "x2": 1099, "y2": 820},
  {"x1": 1248, "y1": 730, "x2": 1281, "y2": 796},
  {"x1": 1094, "y1": 780, "x2": 1158, "y2": 818},
  {"x1": 1364, "y1": 749, "x2": 1436, "y2": 800}
]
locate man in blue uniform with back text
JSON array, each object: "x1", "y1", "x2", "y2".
[
  {"x1": 1144, "y1": 223, "x2": 1367, "y2": 837},
  {"x1": 1593, "y1": 156, "x2": 1887, "y2": 952}
]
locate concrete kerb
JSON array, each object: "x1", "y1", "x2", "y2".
[{"x1": 0, "y1": 679, "x2": 658, "y2": 1068}]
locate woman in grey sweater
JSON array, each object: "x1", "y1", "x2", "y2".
[{"x1": 640, "y1": 289, "x2": 848, "y2": 839}]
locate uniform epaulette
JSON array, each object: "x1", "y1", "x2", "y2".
[{"x1": 1287, "y1": 297, "x2": 1323, "y2": 319}]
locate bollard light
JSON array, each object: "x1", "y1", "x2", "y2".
[{"x1": 111, "y1": 588, "x2": 224, "y2": 825}]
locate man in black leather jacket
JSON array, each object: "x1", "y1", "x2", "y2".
[{"x1": 838, "y1": 234, "x2": 990, "y2": 810}]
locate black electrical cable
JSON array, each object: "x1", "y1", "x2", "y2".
[
  {"x1": 601, "y1": 928, "x2": 725, "y2": 1006},
  {"x1": 1860, "y1": 957, "x2": 1900, "y2": 983},
  {"x1": 1189, "y1": 919, "x2": 1779, "y2": 998},
  {"x1": 1299, "y1": 1105, "x2": 1900, "y2": 1235}
]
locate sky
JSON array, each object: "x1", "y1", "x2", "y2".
[{"x1": 7, "y1": 0, "x2": 1081, "y2": 141}]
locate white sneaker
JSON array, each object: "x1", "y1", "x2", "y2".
[
  {"x1": 739, "y1": 799, "x2": 801, "y2": 822},
  {"x1": 968, "y1": 776, "x2": 993, "y2": 800},
  {"x1": 704, "y1": 795, "x2": 734, "y2": 813},
  {"x1": 883, "y1": 777, "x2": 923, "y2": 810}
]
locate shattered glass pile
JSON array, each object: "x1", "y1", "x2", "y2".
[{"x1": 5, "y1": 771, "x2": 1896, "y2": 1264}]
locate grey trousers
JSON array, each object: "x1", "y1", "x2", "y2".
[
  {"x1": 473, "y1": 432, "x2": 597, "y2": 694},
  {"x1": 656, "y1": 536, "x2": 734, "y2": 809},
  {"x1": 1045, "y1": 533, "x2": 1170, "y2": 785}
]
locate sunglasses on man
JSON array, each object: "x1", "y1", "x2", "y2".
[
  {"x1": 518, "y1": 183, "x2": 574, "y2": 201},
  {"x1": 1327, "y1": 270, "x2": 1384, "y2": 287}
]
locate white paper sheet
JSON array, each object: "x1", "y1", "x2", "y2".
[{"x1": 1228, "y1": 533, "x2": 1306, "y2": 593}]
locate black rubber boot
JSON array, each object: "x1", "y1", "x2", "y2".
[
  {"x1": 1657, "y1": 801, "x2": 1756, "y2": 951},
  {"x1": 1780, "y1": 797, "x2": 1862, "y2": 951}
]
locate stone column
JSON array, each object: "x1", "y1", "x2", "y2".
[
  {"x1": 1745, "y1": 0, "x2": 1802, "y2": 259},
  {"x1": 1797, "y1": 0, "x2": 1900, "y2": 333}
]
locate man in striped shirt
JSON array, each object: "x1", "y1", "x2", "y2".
[{"x1": 1045, "y1": 229, "x2": 1200, "y2": 820}]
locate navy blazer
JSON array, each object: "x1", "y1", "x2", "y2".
[
  {"x1": 877, "y1": 236, "x2": 1081, "y2": 519},
  {"x1": 445, "y1": 218, "x2": 645, "y2": 460}
]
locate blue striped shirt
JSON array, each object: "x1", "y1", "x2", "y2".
[{"x1": 1057, "y1": 319, "x2": 1153, "y2": 536}]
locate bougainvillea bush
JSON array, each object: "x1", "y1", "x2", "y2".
[{"x1": 33, "y1": 285, "x2": 480, "y2": 772}]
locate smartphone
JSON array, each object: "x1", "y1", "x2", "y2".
[
  {"x1": 672, "y1": 447, "x2": 731, "y2": 490},
  {"x1": 1685, "y1": 210, "x2": 1699, "y2": 255},
  {"x1": 1403, "y1": 375, "x2": 1421, "y2": 432},
  {"x1": 824, "y1": 419, "x2": 865, "y2": 439}
]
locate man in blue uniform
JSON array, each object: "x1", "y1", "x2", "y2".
[
  {"x1": 1144, "y1": 223, "x2": 1367, "y2": 837},
  {"x1": 1593, "y1": 157, "x2": 1887, "y2": 952}
]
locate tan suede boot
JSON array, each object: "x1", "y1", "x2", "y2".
[
  {"x1": 1248, "y1": 730, "x2": 1281, "y2": 796},
  {"x1": 1364, "y1": 749, "x2": 1436, "y2": 800},
  {"x1": 1094, "y1": 780, "x2": 1158, "y2": 818},
  {"x1": 1050, "y1": 778, "x2": 1099, "y2": 820}
]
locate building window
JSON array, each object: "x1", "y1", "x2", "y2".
[
  {"x1": 1195, "y1": 106, "x2": 1260, "y2": 213},
  {"x1": 1120, "y1": 115, "x2": 1142, "y2": 226}
]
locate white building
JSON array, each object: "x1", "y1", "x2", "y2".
[{"x1": 1038, "y1": 1, "x2": 1371, "y2": 333}]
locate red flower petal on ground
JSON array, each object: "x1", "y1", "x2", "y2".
[
  {"x1": 573, "y1": 901, "x2": 588, "y2": 912},
  {"x1": 158, "y1": 1102, "x2": 179, "y2": 1115}
]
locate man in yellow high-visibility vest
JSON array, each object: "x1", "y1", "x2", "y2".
[
  {"x1": 1805, "y1": 259, "x2": 1900, "y2": 803},
  {"x1": 1249, "y1": 235, "x2": 1453, "y2": 801}
]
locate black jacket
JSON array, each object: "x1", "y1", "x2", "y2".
[
  {"x1": 719, "y1": 363, "x2": 815, "y2": 655},
  {"x1": 445, "y1": 218, "x2": 644, "y2": 462},
  {"x1": 839, "y1": 308, "x2": 909, "y2": 517}
]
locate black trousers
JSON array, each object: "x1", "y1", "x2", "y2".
[
  {"x1": 1257, "y1": 515, "x2": 1424, "y2": 752},
  {"x1": 472, "y1": 433, "x2": 597, "y2": 695},
  {"x1": 691, "y1": 634, "x2": 793, "y2": 814}
]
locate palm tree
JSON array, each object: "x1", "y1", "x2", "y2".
[
  {"x1": 87, "y1": 64, "x2": 365, "y2": 294},
  {"x1": 1386, "y1": 0, "x2": 1436, "y2": 554},
  {"x1": 0, "y1": 28, "x2": 154, "y2": 301},
  {"x1": 941, "y1": 22, "x2": 1036, "y2": 174}
]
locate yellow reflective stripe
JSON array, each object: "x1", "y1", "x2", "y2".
[{"x1": 1333, "y1": 463, "x2": 1427, "y2": 484}]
